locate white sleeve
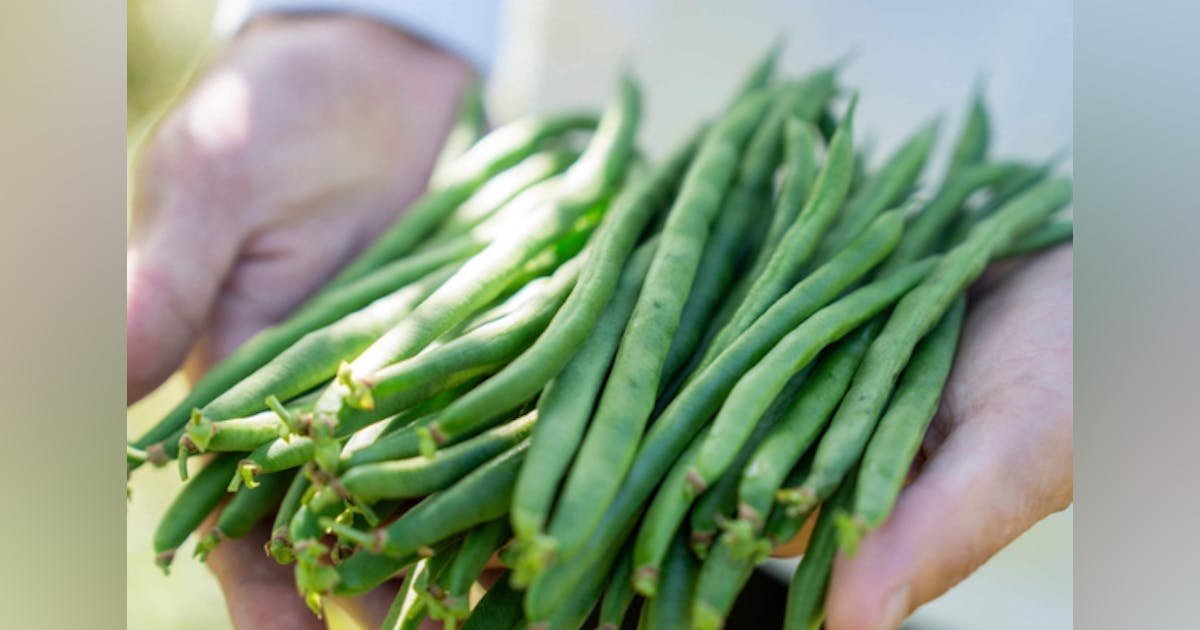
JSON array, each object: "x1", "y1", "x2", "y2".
[{"x1": 213, "y1": 0, "x2": 501, "y2": 74}]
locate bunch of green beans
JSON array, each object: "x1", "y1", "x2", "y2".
[{"x1": 129, "y1": 46, "x2": 1072, "y2": 629}]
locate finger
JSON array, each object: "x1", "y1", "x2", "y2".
[
  {"x1": 127, "y1": 166, "x2": 240, "y2": 401},
  {"x1": 205, "y1": 521, "x2": 325, "y2": 630},
  {"x1": 182, "y1": 204, "x2": 376, "y2": 379}
]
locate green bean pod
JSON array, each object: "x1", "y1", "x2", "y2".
[
  {"x1": 381, "y1": 557, "x2": 431, "y2": 630},
  {"x1": 686, "y1": 212, "x2": 907, "y2": 490},
  {"x1": 434, "y1": 149, "x2": 579, "y2": 243},
  {"x1": 597, "y1": 544, "x2": 637, "y2": 630},
  {"x1": 783, "y1": 178, "x2": 1072, "y2": 515},
  {"x1": 998, "y1": 216, "x2": 1072, "y2": 259},
  {"x1": 431, "y1": 519, "x2": 513, "y2": 624},
  {"x1": 332, "y1": 112, "x2": 599, "y2": 287},
  {"x1": 836, "y1": 297, "x2": 964, "y2": 554},
  {"x1": 640, "y1": 535, "x2": 699, "y2": 630},
  {"x1": 748, "y1": 118, "x2": 821, "y2": 279},
  {"x1": 815, "y1": 116, "x2": 939, "y2": 263},
  {"x1": 783, "y1": 469, "x2": 858, "y2": 630},
  {"x1": 152, "y1": 454, "x2": 240, "y2": 573},
  {"x1": 428, "y1": 78, "x2": 489, "y2": 187},
  {"x1": 193, "y1": 470, "x2": 292, "y2": 561},
  {"x1": 266, "y1": 471, "x2": 310, "y2": 564},
  {"x1": 416, "y1": 123, "x2": 700, "y2": 468},
  {"x1": 129, "y1": 244, "x2": 470, "y2": 467},
  {"x1": 946, "y1": 81, "x2": 991, "y2": 177},
  {"x1": 547, "y1": 91, "x2": 772, "y2": 559},
  {"x1": 730, "y1": 323, "x2": 876, "y2": 553},
  {"x1": 697, "y1": 95, "x2": 858, "y2": 368},
  {"x1": 463, "y1": 571, "x2": 524, "y2": 630},
  {"x1": 326, "y1": 441, "x2": 528, "y2": 596},
  {"x1": 315, "y1": 78, "x2": 639, "y2": 432},
  {"x1": 631, "y1": 430, "x2": 707, "y2": 597},
  {"x1": 660, "y1": 92, "x2": 793, "y2": 385},
  {"x1": 511, "y1": 239, "x2": 656, "y2": 544},
  {"x1": 691, "y1": 537, "x2": 763, "y2": 630},
  {"x1": 338, "y1": 411, "x2": 535, "y2": 502},
  {"x1": 190, "y1": 262, "x2": 457, "y2": 431},
  {"x1": 884, "y1": 160, "x2": 1030, "y2": 270},
  {"x1": 522, "y1": 260, "x2": 935, "y2": 620}
]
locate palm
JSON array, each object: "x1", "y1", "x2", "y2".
[{"x1": 825, "y1": 244, "x2": 1072, "y2": 629}]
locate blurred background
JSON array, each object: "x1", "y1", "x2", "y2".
[{"x1": 127, "y1": 1, "x2": 1071, "y2": 628}]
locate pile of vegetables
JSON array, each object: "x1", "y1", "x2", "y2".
[{"x1": 127, "y1": 46, "x2": 1072, "y2": 630}]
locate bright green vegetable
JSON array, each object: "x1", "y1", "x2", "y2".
[
  {"x1": 548, "y1": 92, "x2": 772, "y2": 559},
  {"x1": 510, "y1": 239, "x2": 657, "y2": 544},
  {"x1": 462, "y1": 571, "x2": 524, "y2": 630},
  {"x1": 697, "y1": 95, "x2": 858, "y2": 368},
  {"x1": 152, "y1": 454, "x2": 239, "y2": 573},
  {"x1": 193, "y1": 470, "x2": 292, "y2": 561},
  {"x1": 598, "y1": 544, "x2": 637, "y2": 630},
  {"x1": 835, "y1": 297, "x2": 964, "y2": 554},
  {"x1": 640, "y1": 535, "x2": 698, "y2": 630},
  {"x1": 783, "y1": 469, "x2": 858, "y2": 630},
  {"x1": 781, "y1": 178, "x2": 1071, "y2": 516}
]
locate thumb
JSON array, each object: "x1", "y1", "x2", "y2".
[
  {"x1": 823, "y1": 412, "x2": 1070, "y2": 630},
  {"x1": 127, "y1": 185, "x2": 239, "y2": 402}
]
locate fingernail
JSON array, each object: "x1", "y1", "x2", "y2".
[{"x1": 876, "y1": 586, "x2": 909, "y2": 630}]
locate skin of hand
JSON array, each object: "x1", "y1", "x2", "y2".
[
  {"x1": 822, "y1": 243, "x2": 1074, "y2": 630},
  {"x1": 126, "y1": 14, "x2": 472, "y2": 629}
]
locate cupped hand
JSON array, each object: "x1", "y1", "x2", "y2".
[
  {"x1": 824, "y1": 244, "x2": 1073, "y2": 629},
  {"x1": 127, "y1": 14, "x2": 471, "y2": 629}
]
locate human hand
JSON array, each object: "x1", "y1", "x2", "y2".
[
  {"x1": 824, "y1": 244, "x2": 1073, "y2": 629},
  {"x1": 126, "y1": 13, "x2": 472, "y2": 628}
]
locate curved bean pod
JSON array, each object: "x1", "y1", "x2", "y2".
[
  {"x1": 152, "y1": 454, "x2": 240, "y2": 573},
  {"x1": 782, "y1": 470, "x2": 858, "y2": 630},
  {"x1": 547, "y1": 92, "x2": 772, "y2": 558},
  {"x1": 835, "y1": 297, "x2": 964, "y2": 554},
  {"x1": 597, "y1": 545, "x2": 637, "y2": 630},
  {"x1": 194, "y1": 470, "x2": 292, "y2": 561},
  {"x1": 640, "y1": 535, "x2": 699, "y2": 630},
  {"x1": 782, "y1": 178, "x2": 1072, "y2": 515}
]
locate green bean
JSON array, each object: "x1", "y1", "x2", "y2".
[
  {"x1": 640, "y1": 535, "x2": 698, "y2": 630},
  {"x1": 836, "y1": 297, "x2": 964, "y2": 553},
  {"x1": 883, "y1": 160, "x2": 1030, "y2": 271},
  {"x1": 193, "y1": 470, "x2": 292, "y2": 561},
  {"x1": 814, "y1": 117, "x2": 939, "y2": 264},
  {"x1": 691, "y1": 536, "x2": 762, "y2": 630},
  {"x1": 781, "y1": 178, "x2": 1072, "y2": 515},
  {"x1": 129, "y1": 245, "x2": 470, "y2": 468},
  {"x1": 266, "y1": 471, "x2": 310, "y2": 564},
  {"x1": 697, "y1": 95, "x2": 858, "y2": 368},
  {"x1": 783, "y1": 469, "x2": 858, "y2": 630},
  {"x1": 339, "y1": 411, "x2": 535, "y2": 502},
  {"x1": 634, "y1": 366, "x2": 807, "y2": 593},
  {"x1": 598, "y1": 543, "x2": 637, "y2": 630},
  {"x1": 547, "y1": 92, "x2": 772, "y2": 558},
  {"x1": 463, "y1": 571, "x2": 524, "y2": 630},
  {"x1": 332, "y1": 112, "x2": 599, "y2": 287},
  {"x1": 430, "y1": 519, "x2": 513, "y2": 625},
  {"x1": 946, "y1": 81, "x2": 991, "y2": 177},
  {"x1": 186, "y1": 263, "x2": 457, "y2": 439},
  {"x1": 998, "y1": 216, "x2": 1072, "y2": 259},
  {"x1": 381, "y1": 557, "x2": 431, "y2": 630},
  {"x1": 434, "y1": 149, "x2": 579, "y2": 244},
  {"x1": 660, "y1": 92, "x2": 794, "y2": 385},
  {"x1": 181, "y1": 389, "x2": 320, "y2": 461},
  {"x1": 429, "y1": 78, "x2": 489, "y2": 186},
  {"x1": 533, "y1": 542, "x2": 614, "y2": 630},
  {"x1": 314, "y1": 79, "x2": 639, "y2": 437},
  {"x1": 325, "y1": 441, "x2": 527, "y2": 597},
  {"x1": 729, "y1": 323, "x2": 876, "y2": 554},
  {"x1": 747, "y1": 119, "x2": 821, "y2": 279},
  {"x1": 760, "y1": 451, "x2": 815, "y2": 548},
  {"x1": 945, "y1": 152, "x2": 1064, "y2": 246},
  {"x1": 731, "y1": 39, "x2": 782, "y2": 101},
  {"x1": 511, "y1": 240, "x2": 657, "y2": 545},
  {"x1": 415, "y1": 123, "x2": 699, "y2": 462},
  {"x1": 631, "y1": 429, "x2": 707, "y2": 597},
  {"x1": 686, "y1": 213, "x2": 907, "y2": 491},
  {"x1": 152, "y1": 454, "x2": 239, "y2": 573},
  {"x1": 522, "y1": 260, "x2": 935, "y2": 620}
]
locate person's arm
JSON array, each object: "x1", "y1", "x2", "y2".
[{"x1": 213, "y1": 0, "x2": 501, "y2": 74}]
